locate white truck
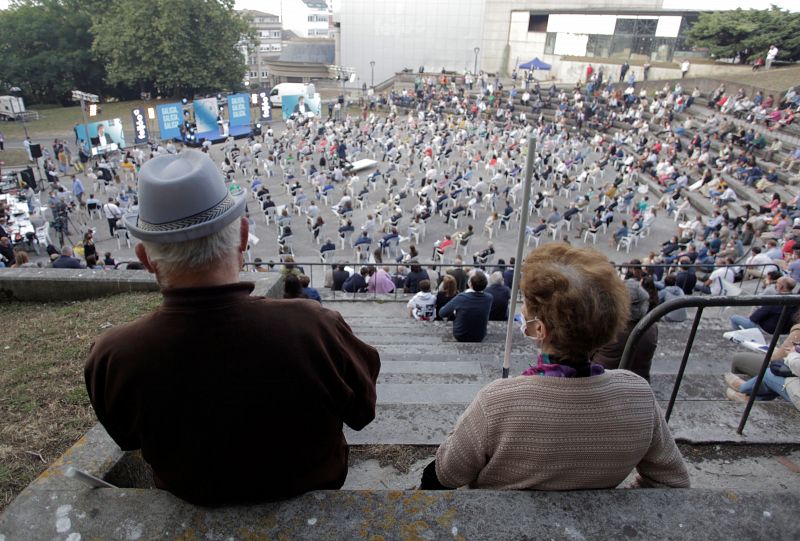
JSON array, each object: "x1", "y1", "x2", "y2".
[{"x1": 0, "y1": 95, "x2": 26, "y2": 120}]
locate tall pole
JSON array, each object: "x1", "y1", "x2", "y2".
[
  {"x1": 80, "y1": 99, "x2": 91, "y2": 158},
  {"x1": 502, "y1": 135, "x2": 536, "y2": 378},
  {"x1": 473, "y1": 47, "x2": 480, "y2": 75},
  {"x1": 370, "y1": 61, "x2": 375, "y2": 87}
]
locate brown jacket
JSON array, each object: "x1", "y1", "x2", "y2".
[
  {"x1": 85, "y1": 282, "x2": 380, "y2": 505},
  {"x1": 592, "y1": 320, "x2": 659, "y2": 381}
]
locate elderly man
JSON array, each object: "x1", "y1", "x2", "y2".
[{"x1": 84, "y1": 150, "x2": 380, "y2": 505}]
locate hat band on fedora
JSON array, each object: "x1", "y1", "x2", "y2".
[{"x1": 136, "y1": 193, "x2": 236, "y2": 233}]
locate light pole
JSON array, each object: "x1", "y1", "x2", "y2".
[
  {"x1": 8, "y1": 86, "x2": 29, "y2": 140},
  {"x1": 370, "y1": 60, "x2": 375, "y2": 87},
  {"x1": 473, "y1": 47, "x2": 480, "y2": 75}
]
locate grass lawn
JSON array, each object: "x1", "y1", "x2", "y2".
[{"x1": 0, "y1": 292, "x2": 161, "y2": 512}]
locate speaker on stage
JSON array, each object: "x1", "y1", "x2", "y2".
[{"x1": 29, "y1": 144, "x2": 42, "y2": 159}]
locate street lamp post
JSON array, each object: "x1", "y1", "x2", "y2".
[
  {"x1": 370, "y1": 60, "x2": 375, "y2": 87},
  {"x1": 473, "y1": 47, "x2": 480, "y2": 75},
  {"x1": 8, "y1": 87, "x2": 29, "y2": 140}
]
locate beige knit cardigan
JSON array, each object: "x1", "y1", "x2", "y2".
[{"x1": 435, "y1": 370, "x2": 691, "y2": 490}]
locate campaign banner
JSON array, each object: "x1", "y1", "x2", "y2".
[
  {"x1": 156, "y1": 103, "x2": 183, "y2": 140},
  {"x1": 131, "y1": 107, "x2": 150, "y2": 144},
  {"x1": 73, "y1": 118, "x2": 126, "y2": 156},
  {"x1": 194, "y1": 97, "x2": 219, "y2": 133},
  {"x1": 227, "y1": 93, "x2": 251, "y2": 127},
  {"x1": 259, "y1": 93, "x2": 271, "y2": 121},
  {"x1": 281, "y1": 94, "x2": 322, "y2": 121}
]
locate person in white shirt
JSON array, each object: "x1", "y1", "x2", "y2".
[
  {"x1": 766, "y1": 45, "x2": 779, "y2": 70},
  {"x1": 680, "y1": 60, "x2": 690, "y2": 79},
  {"x1": 103, "y1": 197, "x2": 123, "y2": 237},
  {"x1": 745, "y1": 247, "x2": 779, "y2": 279},
  {"x1": 407, "y1": 279, "x2": 437, "y2": 321},
  {"x1": 702, "y1": 257, "x2": 737, "y2": 295}
]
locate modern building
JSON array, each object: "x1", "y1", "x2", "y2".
[
  {"x1": 262, "y1": 39, "x2": 336, "y2": 83},
  {"x1": 240, "y1": 10, "x2": 284, "y2": 89},
  {"x1": 333, "y1": 0, "x2": 796, "y2": 87},
  {"x1": 257, "y1": 0, "x2": 332, "y2": 39}
]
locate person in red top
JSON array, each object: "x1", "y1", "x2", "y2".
[{"x1": 586, "y1": 64, "x2": 593, "y2": 83}]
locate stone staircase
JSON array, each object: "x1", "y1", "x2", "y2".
[
  {"x1": 2, "y1": 299, "x2": 800, "y2": 540},
  {"x1": 329, "y1": 300, "x2": 800, "y2": 448}
]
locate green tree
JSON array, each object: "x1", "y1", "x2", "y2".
[
  {"x1": 0, "y1": 0, "x2": 108, "y2": 104},
  {"x1": 687, "y1": 6, "x2": 800, "y2": 62},
  {"x1": 91, "y1": 0, "x2": 256, "y2": 97}
]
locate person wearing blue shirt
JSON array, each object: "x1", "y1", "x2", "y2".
[
  {"x1": 439, "y1": 271, "x2": 493, "y2": 342},
  {"x1": 486, "y1": 272, "x2": 511, "y2": 321},
  {"x1": 299, "y1": 275, "x2": 322, "y2": 304},
  {"x1": 502, "y1": 257, "x2": 515, "y2": 288}
]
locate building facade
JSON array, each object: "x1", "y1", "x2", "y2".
[
  {"x1": 258, "y1": 0, "x2": 332, "y2": 39},
  {"x1": 334, "y1": 0, "x2": 792, "y2": 87},
  {"x1": 240, "y1": 10, "x2": 284, "y2": 89},
  {"x1": 335, "y1": 0, "x2": 486, "y2": 89}
]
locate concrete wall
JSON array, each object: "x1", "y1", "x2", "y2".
[
  {"x1": 0, "y1": 269, "x2": 283, "y2": 302},
  {"x1": 339, "y1": 0, "x2": 486, "y2": 87},
  {"x1": 479, "y1": 0, "x2": 666, "y2": 75},
  {"x1": 525, "y1": 58, "x2": 757, "y2": 85}
]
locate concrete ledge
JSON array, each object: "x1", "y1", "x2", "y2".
[
  {"x1": 2, "y1": 424, "x2": 799, "y2": 539},
  {"x1": 0, "y1": 269, "x2": 283, "y2": 301}
]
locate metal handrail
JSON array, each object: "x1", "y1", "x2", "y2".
[
  {"x1": 619, "y1": 294, "x2": 800, "y2": 435},
  {"x1": 246, "y1": 258, "x2": 782, "y2": 297}
]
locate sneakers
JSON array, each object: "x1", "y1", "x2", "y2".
[
  {"x1": 724, "y1": 372, "x2": 745, "y2": 391},
  {"x1": 725, "y1": 387, "x2": 749, "y2": 403}
]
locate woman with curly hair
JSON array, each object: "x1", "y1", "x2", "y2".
[{"x1": 421, "y1": 244, "x2": 689, "y2": 491}]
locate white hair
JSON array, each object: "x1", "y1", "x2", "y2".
[
  {"x1": 489, "y1": 271, "x2": 504, "y2": 286},
  {"x1": 141, "y1": 219, "x2": 240, "y2": 277}
]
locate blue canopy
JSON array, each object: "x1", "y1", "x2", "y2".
[{"x1": 518, "y1": 58, "x2": 551, "y2": 71}]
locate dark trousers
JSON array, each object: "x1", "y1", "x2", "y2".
[{"x1": 107, "y1": 218, "x2": 117, "y2": 237}]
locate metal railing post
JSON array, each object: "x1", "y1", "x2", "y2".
[
  {"x1": 502, "y1": 135, "x2": 536, "y2": 378},
  {"x1": 621, "y1": 294, "x2": 800, "y2": 435},
  {"x1": 665, "y1": 306, "x2": 703, "y2": 421}
]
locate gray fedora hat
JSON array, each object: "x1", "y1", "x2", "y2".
[{"x1": 124, "y1": 150, "x2": 246, "y2": 243}]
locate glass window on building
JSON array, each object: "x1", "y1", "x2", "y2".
[
  {"x1": 610, "y1": 35, "x2": 633, "y2": 59},
  {"x1": 614, "y1": 18, "x2": 636, "y2": 35},
  {"x1": 611, "y1": 16, "x2": 665, "y2": 61},
  {"x1": 635, "y1": 19, "x2": 657, "y2": 36},
  {"x1": 528, "y1": 14, "x2": 548, "y2": 33},
  {"x1": 651, "y1": 37, "x2": 674, "y2": 62},
  {"x1": 544, "y1": 32, "x2": 556, "y2": 55},
  {"x1": 631, "y1": 35, "x2": 653, "y2": 61},
  {"x1": 586, "y1": 35, "x2": 612, "y2": 58}
]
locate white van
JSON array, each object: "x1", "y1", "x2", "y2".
[{"x1": 268, "y1": 83, "x2": 311, "y2": 107}]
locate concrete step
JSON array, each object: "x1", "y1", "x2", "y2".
[
  {"x1": 345, "y1": 442, "x2": 800, "y2": 492},
  {"x1": 373, "y1": 374, "x2": 746, "y2": 405},
  {"x1": 4, "y1": 485, "x2": 797, "y2": 541},
  {"x1": 346, "y1": 401, "x2": 800, "y2": 445}
]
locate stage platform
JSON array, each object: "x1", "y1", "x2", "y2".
[{"x1": 185, "y1": 125, "x2": 252, "y2": 147}]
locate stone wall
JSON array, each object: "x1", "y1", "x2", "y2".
[{"x1": 0, "y1": 269, "x2": 284, "y2": 302}]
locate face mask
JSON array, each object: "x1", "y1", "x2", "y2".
[{"x1": 519, "y1": 316, "x2": 542, "y2": 346}]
